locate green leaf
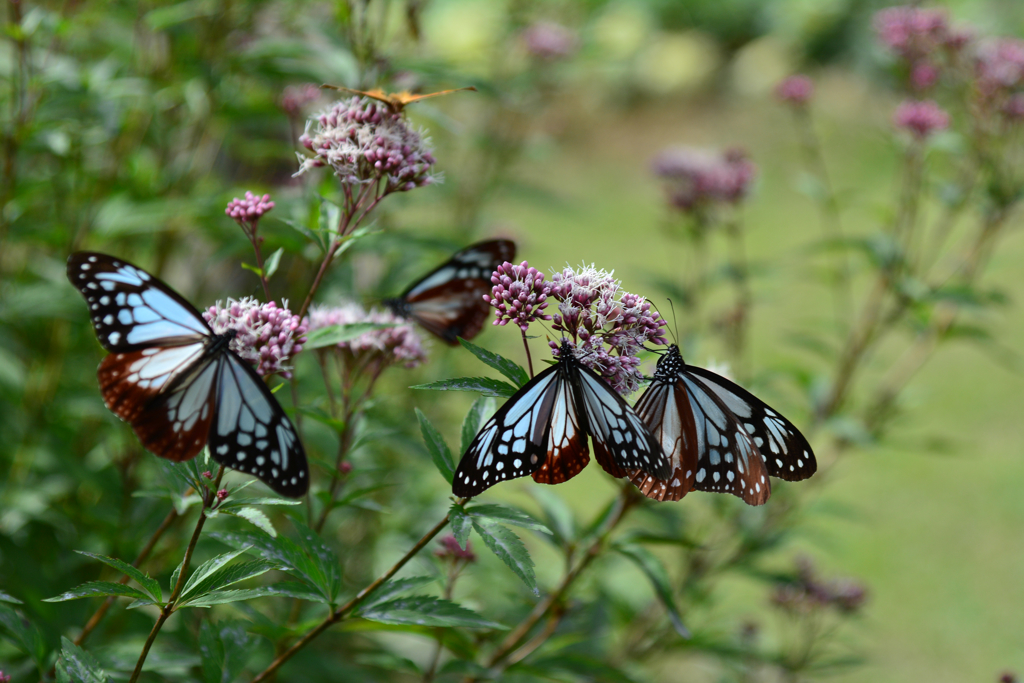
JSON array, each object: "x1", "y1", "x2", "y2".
[
  {"x1": 225, "y1": 507, "x2": 278, "y2": 537},
  {"x1": 0, "y1": 590, "x2": 22, "y2": 604},
  {"x1": 216, "y1": 497, "x2": 303, "y2": 512},
  {"x1": 0, "y1": 602, "x2": 47, "y2": 670},
  {"x1": 43, "y1": 581, "x2": 152, "y2": 603},
  {"x1": 199, "y1": 620, "x2": 259, "y2": 683},
  {"x1": 304, "y1": 322, "x2": 394, "y2": 350},
  {"x1": 181, "y1": 587, "x2": 284, "y2": 608},
  {"x1": 528, "y1": 488, "x2": 576, "y2": 547},
  {"x1": 471, "y1": 520, "x2": 537, "y2": 595},
  {"x1": 466, "y1": 504, "x2": 552, "y2": 535},
  {"x1": 613, "y1": 543, "x2": 689, "y2": 638},
  {"x1": 461, "y1": 396, "x2": 495, "y2": 455},
  {"x1": 74, "y1": 550, "x2": 162, "y2": 602},
  {"x1": 448, "y1": 504, "x2": 472, "y2": 550},
  {"x1": 358, "y1": 595, "x2": 504, "y2": 629},
  {"x1": 261, "y1": 581, "x2": 329, "y2": 602},
  {"x1": 240, "y1": 262, "x2": 263, "y2": 277},
  {"x1": 263, "y1": 247, "x2": 284, "y2": 279},
  {"x1": 411, "y1": 377, "x2": 518, "y2": 398},
  {"x1": 416, "y1": 408, "x2": 454, "y2": 484},
  {"x1": 179, "y1": 556, "x2": 274, "y2": 605},
  {"x1": 458, "y1": 338, "x2": 530, "y2": 387},
  {"x1": 279, "y1": 217, "x2": 324, "y2": 251},
  {"x1": 56, "y1": 637, "x2": 108, "y2": 683},
  {"x1": 291, "y1": 520, "x2": 342, "y2": 604},
  {"x1": 361, "y1": 576, "x2": 437, "y2": 609},
  {"x1": 210, "y1": 531, "x2": 333, "y2": 604}
]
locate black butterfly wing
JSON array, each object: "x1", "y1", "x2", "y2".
[
  {"x1": 393, "y1": 239, "x2": 516, "y2": 345},
  {"x1": 685, "y1": 366, "x2": 816, "y2": 482},
  {"x1": 208, "y1": 352, "x2": 309, "y2": 497},
  {"x1": 572, "y1": 361, "x2": 671, "y2": 481},
  {"x1": 628, "y1": 377, "x2": 699, "y2": 501},
  {"x1": 452, "y1": 363, "x2": 589, "y2": 497},
  {"x1": 67, "y1": 252, "x2": 211, "y2": 352},
  {"x1": 680, "y1": 373, "x2": 771, "y2": 505}
]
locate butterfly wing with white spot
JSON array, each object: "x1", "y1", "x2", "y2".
[
  {"x1": 208, "y1": 352, "x2": 309, "y2": 497},
  {"x1": 686, "y1": 367, "x2": 816, "y2": 482},
  {"x1": 572, "y1": 361, "x2": 671, "y2": 481},
  {"x1": 627, "y1": 377, "x2": 699, "y2": 502},
  {"x1": 452, "y1": 365, "x2": 571, "y2": 497},
  {"x1": 67, "y1": 252, "x2": 211, "y2": 352},
  {"x1": 389, "y1": 239, "x2": 516, "y2": 345},
  {"x1": 681, "y1": 374, "x2": 770, "y2": 505},
  {"x1": 531, "y1": 362, "x2": 590, "y2": 485}
]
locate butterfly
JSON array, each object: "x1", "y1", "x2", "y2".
[
  {"x1": 385, "y1": 239, "x2": 516, "y2": 345},
  {"x1": 320, "y1": 85, "x2": 477, "y2": 113},
  {"x1": 452, "y1": 340, "x2": 672, "y2": 497},
  {"x1": 67, "y1": 252, "x2": 309, "y2": 497},
  {"x1": 627, "y1": 344, "x2": 815, "y2": 506}
]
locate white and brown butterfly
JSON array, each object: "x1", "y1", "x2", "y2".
[
  {"x1": 320, "y1": 85, "x2": 477, "y2": 113},
  {"x1": 628, "y1": 345, "x2": 815, "y2": 506},
  {"x1": 453, "y1": 340, "x2": 671, "y2": 497},
  {"x1": 67, "y1": 252, "x2": 308, "y2": 497},
  {"x1": 385, "y1": 239, "x2": 515, "y2": 345}
]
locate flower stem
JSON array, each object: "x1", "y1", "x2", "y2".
[
  {"x1": 520, "y1": 328, "x2": 534, "y2": 378},
  {"x1": 127, "y1": 467, "x2": 224, "y2": 683},
  {"x1": 251, "y1": 510, "x2": 458, "y2": 682}
]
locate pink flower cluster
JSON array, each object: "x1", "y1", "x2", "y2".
[
  {"x1": 652, "y1": 147, "x2": 757, "y2": 213},
  {"x1": 296, "y1": 97, "x2": 437, "y2": 192},
  {"x1": 204, "y1": 298, "x2": 307, "y2": 378},
  {"x1": 771, "y1": 557, "x2": 868, "y2": 616},
  {"x1": 547, "y1": 265, "x2": 666, "y2": 396},
  {"x1": 280, "y1": 83, "x2": 321, "y2": 116},
  {"x1": 874, "y1": 6, "x2": 973, "y2": 92},
  {"x1": 305, "y1": 302, "x2": 426, "y2": 369},
  {"x1": 484, "y1": 261, "x2": 552, "y2": 331},
  {"x1": 225, "y1": 192, "x2": 274, "y2": 237},
  {"x1": 522, "y1": 21, "x2": 578, "y2": 61},
  {"x1": 775, "y1": 74, "x2": 814, "y2": 106},
  {"x1": 893, "y1": 99, "x2": 950, "y2": 138},
  {"x1": 435, "y1": 534, "x2": 476, "y2": 562}
]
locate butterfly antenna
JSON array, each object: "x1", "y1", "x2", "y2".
[
  {"x1": 667, "y1": 298, "x2": 680, "y2": 345},
  {"x1": 650, "y1": 300, "x2": 676, "y2": 346}
]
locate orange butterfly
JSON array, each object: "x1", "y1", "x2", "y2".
[{"x1": 320, "y1": 85, "x2": 477, "y2": 113}]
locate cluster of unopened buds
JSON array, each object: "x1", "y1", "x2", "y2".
[
  {"x1": 296, "y1": 97, "x2": 437, "y2": 192},
  {"x1": 204, "y1": 298, "x2": 307, "y2": 378},
  {"x1": 485, "y1": 261, "x2": 552, "y2": 331},
  {"x1": 770, "y1": 557, "x2": 868, "y2": 616},
  {"x1": 651, "y1": 147, "x2": 757, "y2": 214},
  {"x1": 225, "y1": 192, "x2": 274, "y2": 240}
]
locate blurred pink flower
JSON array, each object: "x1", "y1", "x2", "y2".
[
  {"x1": 485, "y1": 261, "x2": 552, "y2": 331},
  {"x1": 893, "y1": 99, "x2": 950, "y2": 138},
  {"x1": 775, "y1": 74, "x2": 814, "y2": 105},
  {"x1": 204, "y1": 298, "x2": 307, "y2": 378},
  {"x1": 280, "y1": 83, "x2": 321, "y2": 116},
  {"x1": 305, "y1": 302, "x2": 427, "y2": 369},
  {"x1": 910, "y1": 61, "x2": 940, "y2": 90},
  {"x1": 874, "y1": 6, "x2": 949, "y2": 62},
  {"x1": 296, "y1": 97, "x2": 437, "y2": 192},
  {"x1": 522, "y1": 21, "x2": 578, "y2": 61},
  {"x1": 652, "y1": 147, "x2": 757, "y2": 212},
  {"x1": 435, "y1": 534, "x2": 476, "y2": 562},
  {"x1": 975, "y1": 38, "x2": 1024, "y2": 93}
]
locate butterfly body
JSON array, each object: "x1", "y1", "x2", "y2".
[
  {"x1": 628, "y1": 345, "x2": 815, "y2": 506},
  {"x1": 385, "y1": 239, "x2": 515, "y2": 345},
  {"x1": 453, "y1": 341, "x2": 671, "y2": 497},
  {"x1": 67, "y1": 252, "x2": 309, "y2": 497}
]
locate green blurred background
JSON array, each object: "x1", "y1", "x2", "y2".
[{"x1": 3, "y1": 0, "x2": 1024, "y2": 681}]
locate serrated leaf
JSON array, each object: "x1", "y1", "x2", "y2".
[
  {"x1": 411, "y1": 377, "x2": 518, "y2": 398},
  {"x1": 0, "y1": 602, "x2": 47, "y2": 669},
  {"x1": 614, "y1": 543, "x2": 689, "y2": 638},
  {"x1": 263, "y1": 247, "x2": 284, "y2": 279},
  {"x1": 226, "y1": 507, "x2": 278, "y2": 537},
  {"x1": 56, "y1": 637, "x2": 108, "y2": 683},
  {"x1": 210, "y1": 531, "x2": 332, "y2": 604},
  {"x1": 466, "y1": 504, "x2": 552, "y2": 535},
  {"x1": 290, "y1": 520, "x2": 342, "y2": 603},
  {"x1": 416, "y1": 408, "x2": 454, "y2": 484},
  {"x1": 471, "y1": 520, "x2": 537, "y2": 594},
  {"x1": 305, "y1": 322, "x2": 394, "y2": 350},
  {"x1": 361, "y1": 576, "x2": 437, "y2": 609},
  {"x1": 461, "y1": 396, "x2": 495, "y2": 455},
  {"x1": 457, "y1": 338, "x2": 530, "y2": 387},
  {"x1": 43, "y1": 581, "x2": 152, "y2": 603},
  {"x1": 180, "y1": 558, "x2": 274, "y2": 605},
  {"x1": 0, "y1": 590, "x2": 22, "y2": 604},
  {"x1": 448, "y1": 504, "x2": 472, "y2": 550},
  {"x1": 199, "y1": 620, "x2": 258, "y2": 683},
  {"x1": 179, "y1": 548, "x2": 250, "y2": 601},
  {"x1": 180, "y1": 587, "x2": 284, "y2": 608},
  {"x1": 259, "y1": 581, "x2": 326, "y2": 602},
  {"x1": 74, "y1": 550, "x2": 162, "y2": 602},
  {"x1": 358, "y1": 595, "x2": 504, "y2": 629}
]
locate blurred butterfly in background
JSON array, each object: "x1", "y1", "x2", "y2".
[
  {"x1": 320, "y1": 84, "x2": 477, "y2": 113},
  {"x1": 627, "y1": 344, "x2": 816, "y2": 506},
  {"x1": 453, "y1": 340, "x2": 672, "y2": 497},
  {"x1": 385, "y1": 239, "x2": 516, "y2": 345},
  {"x1": 67, "y1": 252, "x2": 309, "y2": 497}
]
